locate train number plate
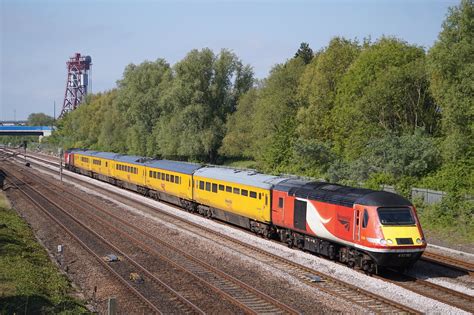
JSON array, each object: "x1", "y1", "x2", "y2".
[{"x1": 398, "y1": 253, "x2": 412, "y2": 258}]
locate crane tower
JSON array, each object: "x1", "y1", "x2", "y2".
[{"x1": 60, "y1": 53, "x2": 92, "y2": 117}]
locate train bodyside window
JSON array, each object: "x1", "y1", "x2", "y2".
[
  {"x1": 362, "y1": 209, "x2": 369, "y2": 228},
  {"x1": 157, "y1": 172, "x2": 161, "y2": 179},
  {"x1": 176, "y1": 176, "x2": 180, "y2": 184},
  {"x1": 199, "y1": 181, "x2": 204, "y2": 190},
  {"x1": 265, "y1": 194, "x2": 268, "y2": 206},
  {"x1": 212, "y1": 183, "x2": 218, "y2": 193},
  {"x1": 106, "y1": 162, "x2": 108, "y2": 167},
  {"x1": 233, "y1": 188, "x2": 240, "y2": 195},
  {"x1": 170, "y1": 175, "x2": 175, "y2": 183},
  {"x1": 250, "y1": 191, "x2": 257, "y2": 198},
  {"x1": 149, "y1": 170, "x2": 152, "y2": 177},
  {"x1": 205, "y1": 182, "x2": 211, "y2": 191},
  {"x1": 166, "y1": 174, "x2": 170, "y2": 182},
  {"x1": 218, "y1": 184, "x2": 224, "y2": 191},
  {"x1": 226, "y1": 186, "x2": 232, "y2": 193},
  {"x1": 241, "y1": 189, "x2": 248, "y2": 197},
  {"x1": 258, "y1": 193, "x2": 262, "y2": 200},
  {"x1": 278, "y1": 197, "x2": 284, "y2": 208}
]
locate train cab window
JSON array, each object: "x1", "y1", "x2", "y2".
[
  {"x1": 199, "y1": 181, "x2": 204, "y2": 190},
  {"x1": 205, "y1": 182, "x2": 211, "y2": 191},
  {"x1": 170, "y1": 175, "x2": 175, "y2": 183},
  {"x1": 278, "y1": 197, "x2": 284, "y2": 208},
  {"x1": 241, "y1": 189, "x2": 248, "y2": 197},
  {"x1": 212, "y1": 183, "x2": 218, "y2": 193},
  {"x1": 233, "y1": 188, "x2": 240, "y2": 195},
  {"x1": 226, "y1": 186, "x2": 232, "y2": 193},
  {"x1": 166, "y1": 174, "x2": 170, "y2": 181},
  {"x1": 250, "y1": 191, "x2": 257, "y2": 199},
  {"x1": 362, "y1": 209, "x2": 369, "y2": 228},
  {"x1": 218, "y1": 184, "x2": 224, "y2": 191}
]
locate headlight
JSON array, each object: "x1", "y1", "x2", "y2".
[
  {"x1": 387, "y1": 239, "x2": 393, "y2": 245},
  {"x1": 380, "y1": 239, "x2": 386, "y2": 245},
  {"x1": 416, "y1": 238, "x2": 422, "y2": 244}
]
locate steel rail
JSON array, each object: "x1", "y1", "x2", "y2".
[
  {"x1": 2, "y1": 168, "x2": 204, "y2": 315},
  {"x1": 420, "y1": 251, "x2": 474, "y2": 276},
  {"x1": 2, "y1": 150, "x2": 422, "y2": 314},
  {"x1": 375, "y1": 270, "x2": 473, "y2": 313},
  {"x1": 13, "y1": 162, "x2": 299, "y2": 315}
]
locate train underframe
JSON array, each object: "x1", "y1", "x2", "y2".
[{"x1": 68, "y1": 165, "x2": 420, "y2": 274}]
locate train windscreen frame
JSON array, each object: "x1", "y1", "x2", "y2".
[{"x1": 377, "y1": 207, "x2": 415, "y2": 226}]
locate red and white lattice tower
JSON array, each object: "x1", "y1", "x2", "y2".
[{"x1": 60, "y1": 53, "x2": 92, "y2": 117}]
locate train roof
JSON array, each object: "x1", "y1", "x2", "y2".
[
  {"x1": 144, "y1": 160, "x2": 202, "y2": 175},
  {"x1": 194, "y1": 167, "x2": 288, "y2": 189},
  {"x1": 274, "y1": 180, "x2": 412, "y2": 208},
  {"x1": 114, "y1": 154, "x2": 148, "y2": 165},
  {"x1": 73, "y1": 149, "x2": 98, "y2": 156},
  {"x1": 89, "y1": 151, "x2": 120, "y2": 159}
]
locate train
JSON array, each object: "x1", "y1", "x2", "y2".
[{"x1": 64, "y1": 148, "x2": 426, "y2": 273}]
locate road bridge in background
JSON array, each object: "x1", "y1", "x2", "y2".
[
  {"x1": 0, "y1": 126, "x2": 53, "y2": 136},
  {"x1": 0, "y1": 120, "x2": 28, "y2": 126}
]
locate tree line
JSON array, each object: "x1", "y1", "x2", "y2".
[{"x1": 44, "y1": 1, "x2": 472, "y2": 239}]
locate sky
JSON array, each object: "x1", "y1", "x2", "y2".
[{"x1": 0, "y1": 0, "x2": 458, "y2": 120}]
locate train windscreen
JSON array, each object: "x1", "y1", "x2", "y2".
[{"x1": 377, "y1": 207, "x2": 415, "y2": 226}]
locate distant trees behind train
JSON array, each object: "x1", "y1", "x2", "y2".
[{"x1": 47, "y1": 1, "x2": 473, "y2": 240}]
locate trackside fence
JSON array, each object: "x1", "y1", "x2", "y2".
[{"x1": 382, "y1": 185, "x2": 473, "y2": 205}]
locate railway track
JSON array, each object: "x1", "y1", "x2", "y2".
[
  {"x1": 3, "y1": 168, "x2": 202, "y2": 314},
  {"x1": 1, "y1": 151, "x2": 422, "y2": 314},
  {"x1": 8, "y1": 148, "x2": 474, "y2": 276},
  {"x1": 13, "y1": 149, "x2": 474, "y2": 277},
  {"x1": 420, "y1": 251, "x2": 474, "y2": 276},
  {"x1": 2, "y1": 160, "x2": 299, "y2": 314},
  {"x1": 377, "y1": 270, "x2": 474, "y2": 313}
]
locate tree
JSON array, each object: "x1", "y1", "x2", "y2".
[
  {"x1": 294, "y1": 42, "x2": 314, "y2": 64},
  {"x1": 220, "y1": 89, "x2": 259, "y2": 158},
  {"x1": 252, "y1": 58, "x2": 306, "y2": 172},
  {"x1": 154, "y1": 48, "x2": 253, "y2": 161},
  {"x1": 297, "y1": 37, "x2": 361, "y2": 143},
  {"x1": 27, "y1": 113, "x2": 54, "y2": 126},
  {"x1": 116, "y1": 59, "x2": 172, "y2": 156},
  {"x1": 428, "y1": 0, "x2": 473, "y2": 163},
  {"x1": 333, "y1": 37, "x2": 438, "y2": 160}
]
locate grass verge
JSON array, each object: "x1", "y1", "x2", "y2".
[{"x1": 0, "y1": 193, "x2": 88, "y2": 314}]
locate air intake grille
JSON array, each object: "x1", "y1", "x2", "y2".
[{"x1": 396, "y1": 238, "x2": 414, "y2": 245}]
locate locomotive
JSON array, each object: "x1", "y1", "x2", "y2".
[{"x1": 64, "y1": 149, "x2": 426, "y2": 273}]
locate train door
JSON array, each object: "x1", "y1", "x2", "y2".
[
  {"x1": 294, "y1": 199, "x2": 307, "y2": 231},
  {"x1": 354, "y1": 208, "x2": 361, "y2": 242}
]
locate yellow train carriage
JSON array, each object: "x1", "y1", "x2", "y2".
[
  {"x1": 193, "y1": 167, "x2": 286, "y2": 224},
  {"x1": 111, "y1": 155, "x2": 147, "y2": 187},
  {"x1": 73, "y1": 151, "x2": 93, "y2": 172},
  {"x1": 144, "y1": 160, "x2": 201, "y2": 202}
]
